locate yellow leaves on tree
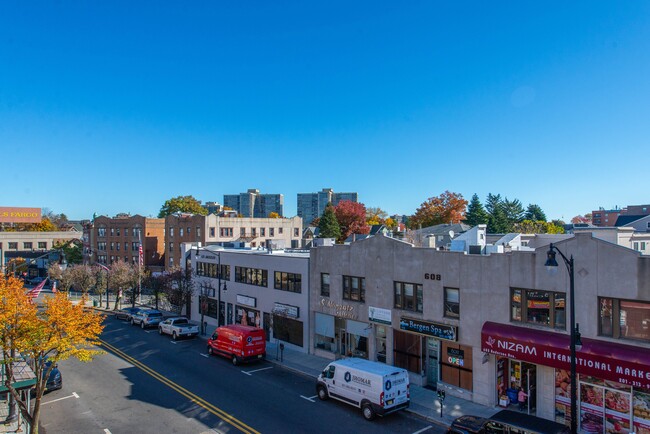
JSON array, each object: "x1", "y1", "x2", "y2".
[{"x1": 0, "y1": 275, "x2": 104, "y2": 434}]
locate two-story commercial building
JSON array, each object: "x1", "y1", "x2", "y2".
[
  {"x1": 309, "y1": 232, "x2": 650, "y2": 430},
  {"x1": 188, "y1": 244, "x2": 310, "y2": 352}
]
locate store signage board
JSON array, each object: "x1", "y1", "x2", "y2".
[
  {"x1": 481, "y1": 321, "x2": 650, "y2": 390},
  {"x1": 368, "y1": 306, "x2": 392, "y2": 325},
  {"x1": 0, "y1": 207, "x2": 41, "y2": 224},
  {"x1": 399, "y1": 317, "x2": 457, "y2": 341},
  {"x1": 236, "y1": 294, "x2": 256, "y2": 308}
]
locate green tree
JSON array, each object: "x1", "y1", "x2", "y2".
[
  {"x1": 525, "y1": 204, "x2": 547, "y2": 222},
  {"x1": 463, "y1": 194, "x2": 489, "y2": 226},
  {"x1": 485, "y1": 193, "x2": 509, "y2": 234},
  {"x1": 317, "y1": 204, "x2": 342, "y2": 240},
  {"x1": 158, "y1": 195, "x2": 207, "y2": 218},
  {"x1": 54, "y1": 240, "x2": 82, "y2": 265},
  {"x1": 366, "y1": 207, "x2": 388, "y2": 226},
  {"x1": 502, "y1": 198, "x2": 525, "y2": 226}
]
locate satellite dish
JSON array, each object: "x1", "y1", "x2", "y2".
[{"x1": 449, "y1": 230, "x2": 455, "y2": 238}]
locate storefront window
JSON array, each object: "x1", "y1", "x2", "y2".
[
  {"x1": 314, "y1": 312, "x2": 335, "y2": 352},
  {"x1": 236, "y1": 306, "x2": 260, "y2": 327},
  {"x1": 511, "y1": 288, "x2": 565, "y2": 329},
  {"x1": 376, "y1": 326, "x2": 387, "y2": 363},
  {"x1": 393, "y1": 329, "x2": 421, "y2": 374},
  {"x1": 599, "y1": 297, "x2": 650, "y2": 342},
  {"x1": 272, "y1": 314, "x2": 303, "y2": 347}
]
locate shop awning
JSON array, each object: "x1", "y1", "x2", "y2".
[{"x1": 481, "y1": 321, "x2": 650, "y2": 389}]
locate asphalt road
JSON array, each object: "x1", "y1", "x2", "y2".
[{"x1": 39, "y1": 314, "x2": 447, "y2": 434}]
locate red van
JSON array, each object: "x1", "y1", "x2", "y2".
[{"x1": 207, "y1": 325, "x2": 266, "y2": 365}]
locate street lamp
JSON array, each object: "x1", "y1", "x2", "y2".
[
  {"x1": 195, "y1": 246, "x2": 227, "y2": 335},
  {"x1": 545, "y1": 243, "x2": 582, "y2": 434}
]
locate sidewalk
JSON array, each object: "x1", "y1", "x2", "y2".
[{"x1": 94, "y1": 305, "x2": 501, "y2": 427}]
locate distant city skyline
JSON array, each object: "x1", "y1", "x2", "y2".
[{"x1": 2, "y1": 2, "x2": 649, "y2": 221}]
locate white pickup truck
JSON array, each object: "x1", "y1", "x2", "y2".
[{"x1": 158, "y1": 317, "x2": 199, "y2": 340}]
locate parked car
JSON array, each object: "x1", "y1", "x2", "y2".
[
  {"x1": 316, "y1": 358, "x2": 410, "y2": 421},
  {"x1": 130, "y1": 309, "x2": 164, "y2": 329},
  {"x1": 447, "y1": 410, "x2": 570, "y2": 434},
  {"x1": 115, "y1": 307, "x2": 141, "y2": 321},
  {"x1": 207, "y1": 325, "x2": 266, "y2": 365},
  {"x1": 30, "y1": 360, "x2": 62, "y2": 397},
  {"x1": 158, "y1": 317, "x2": 199, "y2": 340}
]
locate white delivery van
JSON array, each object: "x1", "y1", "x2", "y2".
[{"x1": 316, "y1": 358, "x2": 410, "y2": 421}]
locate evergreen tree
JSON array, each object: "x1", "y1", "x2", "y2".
[
  {"x1": 525, "y1": 204, "x2": 547, "y2": 222},
  {"x1": 464, "y1": 193, "x2": 489, "y2": 226},
  {"x1": 502, "y1": 198, "x2": 526, "y2": 226},
  {"x1": 485, "y1": 193, "x2": 509, "y2": 234},
  {"x1": 318, "y1": 204, "x2": 342, "y2": 240}
]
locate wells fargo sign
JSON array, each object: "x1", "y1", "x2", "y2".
[{"x1": 0, "y1": 207, "x2": 42, "y2": 224}]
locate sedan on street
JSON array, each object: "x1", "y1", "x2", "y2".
[{"x1": 115, "y1": 307, "x2": 142, "y2": 321}]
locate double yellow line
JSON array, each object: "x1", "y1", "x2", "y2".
[{"x1": 100, "y1": 339, "x2": 260, "y2": 434}]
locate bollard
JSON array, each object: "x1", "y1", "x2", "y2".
[{"x1": 279, "y1": 343, "x2": 285, "y2": 362}]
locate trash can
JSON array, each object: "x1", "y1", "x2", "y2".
[{"x1": 93, "y1": 300, "x2": 98, "y2": 307}]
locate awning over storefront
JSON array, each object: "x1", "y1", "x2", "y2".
[{"x1": 481, "y1": 321, "x2": 650, "y2": 389}]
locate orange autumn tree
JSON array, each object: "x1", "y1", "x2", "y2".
[
  {"x1": 409, "y1": 190, "x2": 468, "y2": 228},
  {"x1": 0, "y1": 276, "x2": 104, "y2": 434}
]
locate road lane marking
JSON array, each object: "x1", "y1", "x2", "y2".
[
  {"x1": 42, "y1": 393, "x2": 79, "y2": 405},
  {"x1": 145, "y1": 330, "x2": 156, "y2": 333},
  {"x1": 200, "y1": 353, "x2": 209, "y2": 358},
  {"x1": 170, "y1": 341, "x2": 177, "y2": 344},
  {"x1": 241, "y1": 366, "x2": 273, "y2": 376},
  {"x1": 104, "y1": 429, "x2": 112, "y2": 434},
  {"x1": 412, "y1": 426, "x2": 433, "y2": 434},
  {"x1": 300, "y1": 395, "x2": 317, "y2": 402},
  {"x1": 100, "y1": 339, "x2": 259, "y2": 434}
]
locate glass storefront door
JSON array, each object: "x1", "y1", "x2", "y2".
[{"x1": 427, "y1": 338, "x2": 439, "y2": 388}]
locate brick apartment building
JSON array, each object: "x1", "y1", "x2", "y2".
[
  {"x1": 592, "y1": 204, "x2": 650, "y2": 226},
  {"x1": 87, "y1": 214, "x2": 165, "y2": 271}
]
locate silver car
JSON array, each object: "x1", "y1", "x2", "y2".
[{"x1": 130, "y1": 309, "x2": 164, "y2": 329}]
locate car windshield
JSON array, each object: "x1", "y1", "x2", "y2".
[
  {"x1": 148, "y1": 312, "x2": 162, "y2": 317},
  {"x1": 175, "y1": 319, "x2": 188, "y2": 324}
]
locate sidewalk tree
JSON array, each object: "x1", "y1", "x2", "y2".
[
  {"x1": 334, "y1": 200, "x2": 369, "y2": 243},
  {"x1": 47, "y1": 263, "x2": 74, "y2": 292},
  {"x1": 158, "y1": 195, "x2": 207, "y2": 218},
  {"x1": 317, "y1": 204, "x2": 341, "y2": 240},
  {"x1": 144, "y1": 273, "x2": 166, "y2": 310},
  {"x1": 463, "y1": 193, "x2": 489, "y2": 227},
  {"x1": 0, "y1": 276, "x2": 104, "y2": 434},
  {"x1": 92, "y1": 266, "x2": 108, "y2": 306},
  {"x1": 409, "y1": 191, "x2": 467, "y2": 228},
  {"x1": 68, "y1": 264, "x2": 97, "y2": 294},
  {"x1": 164, "y1": 266, "x2": 195, "y2": 316},
  {"x1": 107, "y1": 261, "x2": 133, "y2": 310},
  {"x1": 54, "y1": 240, "x2": 83, "y2": 265}
]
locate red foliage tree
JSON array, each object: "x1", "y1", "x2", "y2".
[{"x1": 334, "y1": 200, "x2": 370, "y2": 243}]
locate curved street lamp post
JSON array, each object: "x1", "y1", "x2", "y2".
[{"x1": 545, "y1": 243, "x2": 582, "y2": 434}]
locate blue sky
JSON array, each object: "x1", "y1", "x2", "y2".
[{"x1": 1, "y1": 2, "x2": 649, "y2": 221}]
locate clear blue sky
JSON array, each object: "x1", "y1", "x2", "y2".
[{"x1": 2, "y1": 2, "x2": 649, "y2": 221}]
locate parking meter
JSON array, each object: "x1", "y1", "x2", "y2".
[{"x1": 437, "y1": 390, "x2": 446, "y2": 417}]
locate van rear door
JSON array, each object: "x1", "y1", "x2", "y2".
[{"x1": 383, "y1": 370, "x2": 409, "y2": 409}]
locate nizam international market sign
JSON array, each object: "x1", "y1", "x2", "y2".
[{"x1": 482, "y1": 321, "x2": 650, "y2": 390}]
